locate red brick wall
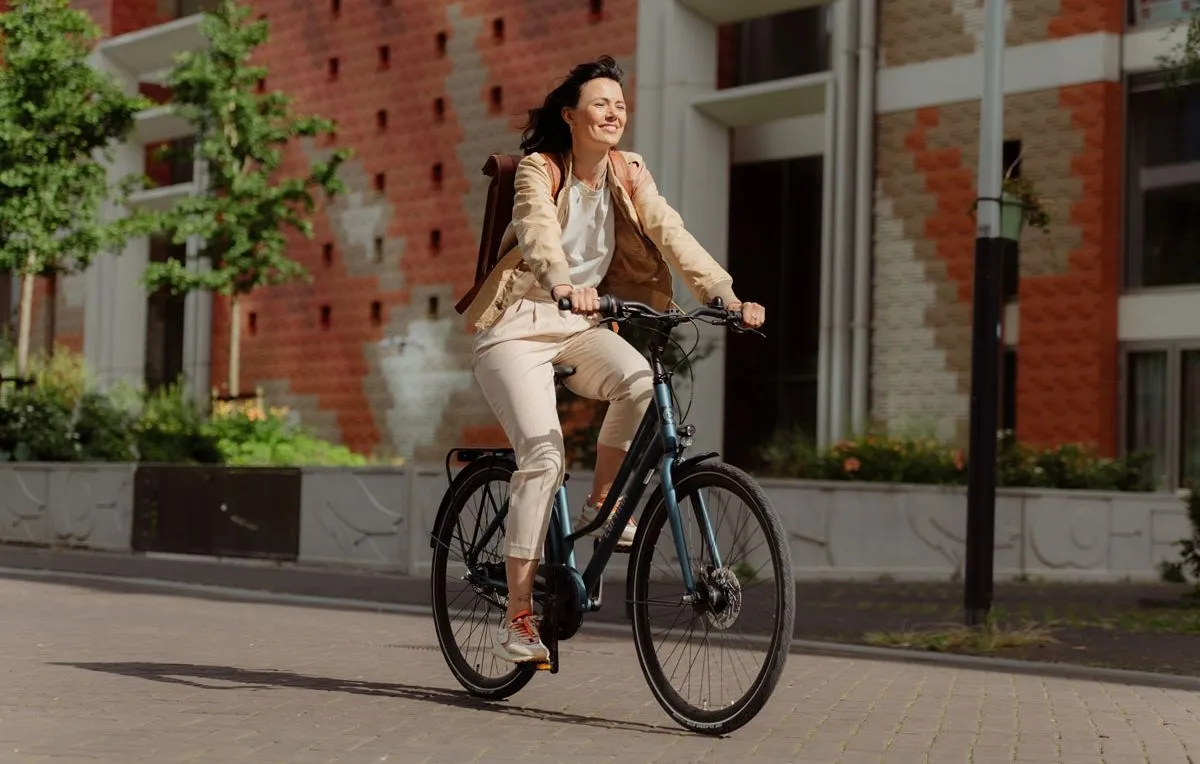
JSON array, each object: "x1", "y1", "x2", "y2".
[
  {"x1": 110, "y1": 0, "x2": 164, "y2": 36},
  {"x1": 873, "y1": 83, "x2": 1121, "y2": 454},
  {"x1": 1017, "y1": 83, "x2": 1121, "y2": 454},
  {"x1": 202, "y1": 0, "x2": 638, "y2": 457}
]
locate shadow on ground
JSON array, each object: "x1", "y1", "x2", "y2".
[{"x1": 54, "y1": 661, "x2": 685, "y2": 737}]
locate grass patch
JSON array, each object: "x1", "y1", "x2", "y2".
[{"x1": 863, "y1": 622, "x2": 1058, "y2": 653}]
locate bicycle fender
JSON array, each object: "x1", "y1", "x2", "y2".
[
  {"x1": 429, "y1": 452, "x2": 516, "y2": 549},
  {"x1": 623, "y1": 452, "x2": 720, "y2": 619}
]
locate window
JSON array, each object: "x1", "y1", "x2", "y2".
[
  {"x1": 717, "y1": 5, "x2": 831, "y2": 89},
  {"x1": 1120, "y1": 344, "x2": 1200, "y2": 489},
  {"x1": 1126, "y1": 74, "x2": 1200, "y2": 288},
  {"x1": 144, "y1": 235, "x2": 187, "y2": 391},
  {"x1": 1128, "y1": 0, "x2": 1194, "y2": 28},
  {"x1": 1183, "y1": 350, "x2": 1200, "y2": 486},
  {"x1": 172, "y1": 0, "x2": 219, "y2": 18},
  {"x1": 1001, "y1": 349, "x2": 1018, "y2": 434}
]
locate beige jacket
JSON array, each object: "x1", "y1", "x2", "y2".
[{"x1": 463, "y1": 150, "x2": 738, "y2": 331}]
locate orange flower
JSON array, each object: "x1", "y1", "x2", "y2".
[
  {"x1": 954, "y1": 449, "x2": 966, "y2": 470},
  {"x1": 843, "y1": 457, "x2": 861, "y2": 473}
]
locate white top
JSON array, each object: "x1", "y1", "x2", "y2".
[{"x1": 559, "y1": 169, "x2": 616, "y2": 289}]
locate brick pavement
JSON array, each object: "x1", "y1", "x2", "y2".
[{"x1": 1, "y1": 576, "x2": 1200, "y2": 763}]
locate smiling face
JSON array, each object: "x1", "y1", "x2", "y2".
[{"x1": 562, "y1": 77, "x2": 626, "y2": 152}]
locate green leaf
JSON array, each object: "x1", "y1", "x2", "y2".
[
  {"x1": 156, "y1": 0, "x2": 354, "y2": 303},
  {"x1": 0, "y1": 0, "x2": 153, "y2": 278}
]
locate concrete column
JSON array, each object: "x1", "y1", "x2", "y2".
[
  {"x1": 634, "y1": 0, "x2": 728, "y2": 455},
  {"x1": 181, "y1": 156, "x2": 212, "y2": 405}
]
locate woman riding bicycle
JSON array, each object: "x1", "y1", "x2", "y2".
[{"x1": 462, "y1": 55, "x2": 766, "y2": 664}]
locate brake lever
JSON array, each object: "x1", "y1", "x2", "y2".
[{"x1": 730, "y1": 323, "x2": 766, "y2": 339}]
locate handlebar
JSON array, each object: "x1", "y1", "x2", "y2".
[{"x1": 556, "y1": 294, "x2": 753, "y2": 331}]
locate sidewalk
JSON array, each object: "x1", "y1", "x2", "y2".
[
  {"x1": 4, "y1": 571, "x2": 1200, "y2": 762},
  {"x1": 2, "y1": 544, "x2": 1200, "y2": 681}
]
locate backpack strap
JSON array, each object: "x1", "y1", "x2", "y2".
[
  {"x1": 608, "y1": 148, "x2": 637, "y2": 202},
  {"x1": 542, "y1": 152, "x2": 565, "y2": 201},
  {"x1": 544, "y1": 150, "x2": 635, "y2": 201}
]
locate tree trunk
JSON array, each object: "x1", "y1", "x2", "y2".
[
  {"x1": 228, "y1": 295, "x2": 240, "y2": 398},
  {"x1": 16, "y1": 252, "x2": 35, "y2": 377}
]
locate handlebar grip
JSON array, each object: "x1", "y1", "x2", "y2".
[{"x1": 556, "y1": 294, "x2": 621, "y2": 317}]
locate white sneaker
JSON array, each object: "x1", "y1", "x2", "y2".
[
  {"x1": 580, "y1": 496, "x2": 637, "y2": 549},
  {"x1": 492, "y1": 610, "x2": 549, "y2": 664}
]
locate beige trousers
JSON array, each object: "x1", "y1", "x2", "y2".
[{"x1": 472, "y1": 295, "x2": 653, "y2": 560}]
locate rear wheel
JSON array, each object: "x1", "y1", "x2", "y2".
[
  {"x1": 430, "y1": 457, "x2": 536, "y2": 699},
  {"x1": 629, "y1": 461, "x2": 794, "y2": 735}
]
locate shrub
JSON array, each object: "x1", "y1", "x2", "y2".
[
  {"x1": 0, "y1": 348, "x2": 367, "y2": 467},
  {"x1": 135, "y1": 382, "x2": 222, "y2": 464},
  {"x1": 1171, "y1": 486, "x2": 1200, "y2": 589},
  {"x1": 206, "y1": 398, "x2": 367, "y2": 467},
  {"x1": 0, "y1": 352, "x2": 136, "y2": 462},
  {"x1": 759, "y1": 428, "x2": 1157, "y2": 493}
]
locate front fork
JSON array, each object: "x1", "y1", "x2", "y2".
[{"x1": 654, "y1": 383, "x2": 723, "y2": 598}]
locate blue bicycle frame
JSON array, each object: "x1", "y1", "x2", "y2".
[{"x1": 549, "y1": 339, "x2": 725, "y2": 605}]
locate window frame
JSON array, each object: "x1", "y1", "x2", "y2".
[
  {"x1": 1124, "y1": 71, "x2": 1200, "y2": 291},
  {"x1": 1117, "y1": 339, "x2": 1200, "y2": 490}
]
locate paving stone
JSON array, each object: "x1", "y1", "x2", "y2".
[{"x1": 2, "y1": 576, "x2": 1200, "y2": 762}]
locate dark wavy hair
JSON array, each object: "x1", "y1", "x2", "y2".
[{"x1": 519, "y1": 55, "x2": 625, "y2": 156}]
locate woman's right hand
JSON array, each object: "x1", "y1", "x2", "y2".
[{"x1": 552, "y1": 284, "x2": 601, "y2": 315}]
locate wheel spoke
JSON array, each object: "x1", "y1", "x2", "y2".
[
  {"x1": 630, "y1": 462, "x2": 794, "y2": 733},
  {"x1": 432, "y1": 462, "x2": 535, "y2": 699}
]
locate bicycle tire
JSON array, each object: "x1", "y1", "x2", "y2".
[
  {"x1": 430, "y1": 457, "x2": 536, "y2": 699},
  {"x1": 629, "y1": 461, "x2": 794, "y2": 735}
]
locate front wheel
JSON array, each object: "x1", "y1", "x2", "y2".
[{"x1": 629, "y1": 461, "x2": 794, "y2": 735}]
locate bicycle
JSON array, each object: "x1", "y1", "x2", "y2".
[{"x1": 429, "y1": 295, "x2": 795, "y2": 735}]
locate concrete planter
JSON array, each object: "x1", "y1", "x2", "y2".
[
  {"x1": 757, "y1": 478, "x2": 1190, "y2": 582},
  {"x1": 0, "y1": 463, "x2": 1191, "y2": 583},
  {"x1": 0, "y1": 463, "x2": 137, "y2": 552}
]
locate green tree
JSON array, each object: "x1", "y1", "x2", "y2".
[
  {"x1": 1157, "y1": 10, "x2": 1200, "y2": 89},
  {"x1": 0, "y1": 0, "x2": 152, "y2": 375},
  {"x1": 144, "y1": 0, "x2": 351, "y2": 397}
]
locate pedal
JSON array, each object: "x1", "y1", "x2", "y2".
[{"x1": 534, "y1": 660, "x2": 553, "y2": 671}]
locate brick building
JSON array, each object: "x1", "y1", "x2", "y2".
[{"x1": 3, "y1": 0, "x2": 1198, "y2": 487}]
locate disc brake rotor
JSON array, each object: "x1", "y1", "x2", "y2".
[{"x1": 703, "y1": 567, "x2": 743, "y2": 631}]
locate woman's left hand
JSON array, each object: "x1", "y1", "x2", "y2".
[{"x1": 728, "y1": 301, "x2": 766, "y2": 329}]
